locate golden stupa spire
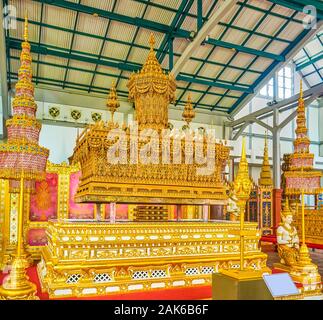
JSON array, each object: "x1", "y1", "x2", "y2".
[
  {"x1": 232, "y1": 137, "x2": 252, "y2": 198},
  {"x1": 182, "y1": 93, "x2": 195, "y2": 126},
  {"x1": 294, "y1": 79, "x2": 310, "y2": 153},
  {"x1": 24, "y1": 14, "x2": 28, "y2": 42},
  {"x1": 106, "y1": 81, "x2": 120, "y2": 121},
  {"x1": 259, "y1": 132, "x2": 273, "y2": 186},
  {"x1": 149, "y1": 33, "x2": 155, "y2": 51}
]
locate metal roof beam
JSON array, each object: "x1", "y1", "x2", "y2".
[
  {"x1": 229, "y1": 21, "x2": 323, "y2": 116},
  {"x1": 9, "y1": 38, "x2": 141, "y2": 72},
  {"x1": 177, "y1": 74, "x2": 253, "y2": 93},
  {"x1": 267, "y1": 0, "x2": 323, "y2": 20},
  {"x1": 237, "y1": 1, "x2": 303, "y2": 24},
  {"x1": 296, "y1": 52, "x2": 323, "y2": 70},
  {"x1": 226, "y1": 82, "x2": 323, "y2": 128},
  {"x1": 218, "y1": 22, "x2": 291, "y2": 43},
  {"x1": 33, "y1": 0, "x2": 191, "y2": 38},
  {"x1": 171, "y1": 0, "x2": 237, "y2": 77},
  {"x1": 9, "y1": 38, "x2": 251, "y2": 94},
  {"x1": 205, "y1": 38, "x2": 285, "y2": 61},
  {"x1": 0, "y1": 7, "x2": 9, "y2": 139},
  {"x1": 14, "y1": 18, "x2": 261, "y2": 76}
]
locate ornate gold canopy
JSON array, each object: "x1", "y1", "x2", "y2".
[{"x1": 72, "y1": 34, "x2": 230, "y2": 204}]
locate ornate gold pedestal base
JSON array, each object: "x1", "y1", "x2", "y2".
[
  {"x1": 274, "y1": 244, "x2": 322, "y2": 295},
  {"x1": 0, "y1": 256, "x2": 39, "y2": 300},
  {"x1": 213, "y1": 269, "x2": 272, "y2": 300}
]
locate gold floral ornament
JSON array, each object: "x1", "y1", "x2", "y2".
[
  {"x1": 127, "y1": 33, "x2": 176, "y2": 132},
  {"x1": 91, "y1": 112, "x2": 102, "y2": 122},
  {"x1": 182, "y1": 93, "x2": 195, "y2": 126},
  {"x1": 49, "y1": 107, "x2": 60, "y2": 118},
  {"x1": 106, "y1": 82, "x2": 120, "y2": 121},
  {"x1": 71, "y1": 110, "x2": 81, "y2": 121}
]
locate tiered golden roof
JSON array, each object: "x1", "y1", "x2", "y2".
[
  {"x1": 127, "y1": 33, "x2": 176, "y2": 131},
  {"x1": 72, "y1": 34, "x2": 230, "y2": 204},
  {"x1": 182, "y1": 94, "x2": 195, "y2": 126},
  {"x1": 259, "y1": 134, "x2": 273, "y2": 186}
]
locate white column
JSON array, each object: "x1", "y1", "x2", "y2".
[{"x1": 272, "y1": 108, "x2": 281, "y2": 189}]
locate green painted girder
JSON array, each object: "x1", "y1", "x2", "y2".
[
  {"x1": 9, "y1": 72, "x2": 229, "y2": 110},
  {"x1": 237, "y1": 1, "x2": 304, "y2": 24},
  {"x1": 88, "y1": 0, "x2": 118, "y2": 93},
  {"x1": 156, "y1": 0, "x2": 195, "y2": 65},
  {"x1": 177, "y1": 74, "x2": 253, "y2": 93},
  {"x1": 205, "y1": 38, "x2": 285, "y2": 61},
  {"x1": 9, "y1": 38, "x2": 141, "y2": 72},
  {"x1": 175, "y1": 0, "x2": 248, "y2": 108},
  {"x1": 9, "y1": 38, "x2": 252, "y2": 93},
  {"x1": 15, "y1": 17, "x2": 262, "y2": 75},
  {"x1": 114, "y1": 1, "x2": 151, "y2": 88},
  {"x1": 267, "y1": 0, "x2": 323, "y2": 20},
  {"x1": 218, "y1": 22, "x2": 291, "y2": 43},
  {"x1": 210, "y1": 2, "x2": 278, "y2": 110},
  {"x1": 295, "y1": 52, "x2": 323, "y2": 70},
  {"x1": 33, "y1": 0, "x2": 192, "y2": 39},
  {"x1": 291, "y1": 0, "x2": 323, "y2": 12},
  {"x1": 9, "y1": 54, "x2": 236, "y2": 99},
  {"x1": 133, "y1": 0, "x2": 203, "y2": 21}
]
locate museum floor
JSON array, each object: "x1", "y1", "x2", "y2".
[{"x1": 0, "y1": 244, "x2": 322, "y2": 300}]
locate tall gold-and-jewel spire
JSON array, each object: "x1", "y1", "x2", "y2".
[
  {"x1": 233, "y1": 137, "x2": 252, "y2": 200},
  {"x1": 127, "y1": 33, "x2": 176, "y2": 132},
  {"x1": 259, "y1": 132, "x2": 273, "y2": 186},
  {"x1": 0, "y1": 15, "x2": 49, "y2": 192},
  {"x1": 106, "y1": 81, "x2": 120, "y2": 121},
  {"x1": 282, "y1": 79, "x2": 323, "y2": 195},
  {"x1": 182, "y1": 93, "x2": 195, "y2": 126},
  {"x1": 294, "y1": 79, "x2": 310, "y2": 154}
]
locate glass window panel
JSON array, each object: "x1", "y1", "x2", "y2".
[
  {"x1": 278, "y1": 76, "x2": 284, "y2": 86},
  {"x1": 285, "y1": 88, "x2": 291, "y2": 98},
  {"x1": 269, "y1": 78, "x2": 274, "y2": 85},
  {"x1": 278, "y1": 69, "x2": 284, "y2": 76},
  {"x1": 268, "y1": 85, "x2": 273, "y2": 97},
  {"x1": 278, "y1": 87, "x2": 284, "y2": 98},
  {"x1": 284, "y1": 67, "x2": 292, "y2": 78},
  {"x1": 285, "y1": 78, "x2": 292, "y2": 88},
  {"x1": 260, "y1": 86, "x2": 267, "y2": 96}
]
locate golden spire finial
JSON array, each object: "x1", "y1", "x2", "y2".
[
  {"x1": 149, "y1": 33, "x2": 155, "y2": 51},
  {"x1": 232, "y1": 136, "x2": 252, "y2": 199},
  {"x1": 259, "y1": 131, "x2": 273, "y2": 186},
  {"x1": 241, "y1": 136, "x2": 246, "y2": 163},
  {"x1": 300, "y1": 79, "x2": 303, "y2": 100},
  {"x1": 106, "y1": 81, "x2": 120, "y2": 121},
  {"x1": 24, "y1": 13, "x2": 28, "y2": 42},
  {"x1": 182, "y1": 93, "x2": 195, "y2": 126}
]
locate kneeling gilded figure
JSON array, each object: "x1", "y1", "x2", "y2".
[{"x1": 277, "y1": 199, "x2": 299, "y2": 266}]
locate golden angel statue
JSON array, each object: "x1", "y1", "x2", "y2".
[{"x1": 277, "y1": 198, "x2": 299, "y2": 266}]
